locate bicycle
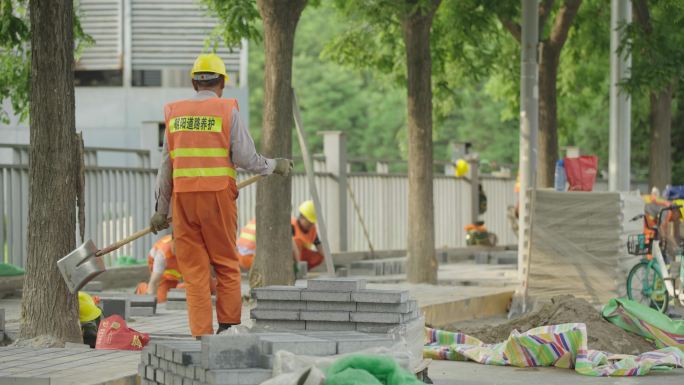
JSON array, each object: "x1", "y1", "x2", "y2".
[{"x1": 625, "y1": 204, "x2": 684, "y2": 313}]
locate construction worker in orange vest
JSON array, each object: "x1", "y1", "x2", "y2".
[
  {"x1": 135, "y1": 234, "x2": 181, "y2": 302},
  {"x1": 149, "y1": 53, "x2": 293, "y2": 337},
  {"x1": 236, "y1": 200, "x2": 325, "y2": 270}
]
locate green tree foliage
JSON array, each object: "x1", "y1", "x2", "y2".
[{"x1": 0, "y1": 0, "x2": 92, "y2": 123}]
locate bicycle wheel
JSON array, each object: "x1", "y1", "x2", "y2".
[{"x1": 626, "y1": 261, "x2": 669, "y2": 313}]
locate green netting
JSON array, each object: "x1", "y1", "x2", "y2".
[
  {"x1": 0, "y1": 263, "x2": 25, "y2": 276},
  {"x1": 602, "y1": 297, "x2": 684, "y2": 350},
  {"x1": 115, "y1": 256, "x2": 147, "y2": 266},
  {"x1": 325, "y1": 355, "x2": 422, "y2": 385}
]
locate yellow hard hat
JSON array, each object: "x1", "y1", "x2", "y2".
[
  {"x1": 190, "y1": 53, "x2": 228, "y2": 82},
  {"x1": 78, "y1": 291, "x2": 102, "y2": 323},
  {"x1": 299, "y1": 200, "x2": 317, "y2": 224},
  {"x1": 455, "y1": 159, "x2": 469, "y2": 177}
]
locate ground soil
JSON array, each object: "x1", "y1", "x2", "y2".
[{"x1": 444, "y1": 295, "x2": 656, "y2": 355}]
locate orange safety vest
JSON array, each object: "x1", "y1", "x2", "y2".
[
  {"x1": 164, "y1": 97, "x2": 238, "y2": 194},
  {"x1": 236, "y1": 219, "x2": 257, "y2": 255},
  {"x1": 291, "y1": 217, "x2": 317, "y2": 251},
  {"x1": 147, "y1": 235, "x2": 182, "y2": 281}
]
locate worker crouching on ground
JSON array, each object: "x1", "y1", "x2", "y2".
[
  {"x1": 149, "y1": 53, "x2": 293, "y2": 337},
  {"x1": 236, "y1": 200, "x2": 325, "y2": 271},
  {"x1": 135, "y1": 234, "x2": 180, "y2": 302},
  {"x1": 135, "y1": 234, "x2": 217, "y2": 302}
]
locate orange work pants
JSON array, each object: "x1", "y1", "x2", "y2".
[
  {"x1": 173, "y1": 189, "x2": 240, "y2": 337},
  {"x1": 294, "y1": 239, "x2": 324, "y2": 269},
  {"x1": 238, "y1": 253, "x2": 255, "y2": 270}
]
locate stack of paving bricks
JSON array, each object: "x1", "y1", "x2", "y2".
[
  {"x1": 0, "y1": 308, "x2": 5, "y2": 340},
  {"x1": 251, "y1": 278, "x2": 420, "y2": 333},
  {"x1": 99, "y1": 294, "x2": 158, "y2": 319},
  {"x1": 130, "y1": 295, "x2": 158, "y2": 317},
  {"x1": 348, "y1": 257, "x2": 407, "y2": 276},
  {"x1": 139, "y1": 331, "x2": 397, "y2": 385}
]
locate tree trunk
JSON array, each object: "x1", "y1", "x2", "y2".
[
  {"x1": 403, "y1": 0, "x2": 440, "y2": 284},
  {"x1": 20, "y1": 0, "x2": 81, "y2": 343},
  {"x1": 250, "y1": 0, "x2": 307, "y2": 288},
  {"x1": 648, "y1": 83, "x2": 674, "y2": 191},
  {"x1": 537, "y1": 43, "x2": 560, "y2": 188}
]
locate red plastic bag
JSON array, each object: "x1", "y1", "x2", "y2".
[
  {"x1": 95, "y1": 315, "x2": 150, "y2": 351},
  {"x1": 563, "y1": 155, "x2": 598, "y2": 191}
]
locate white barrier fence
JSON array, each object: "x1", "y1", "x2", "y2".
[{"x1": 0, "y1": 145, "x2": 518, "y2": 268}]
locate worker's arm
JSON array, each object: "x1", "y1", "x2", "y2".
[
  {"x1": 230, "y1": 108, "x2": 276, "y2": 175},
  {"x1": 147, "y1": 271, "x2": 163, "y2": 296},
  {"x1": 146, "y1": 249, "x2": 166, "y2": 295},
  {"x1": 154, "y1": 136, "x2": 173, "y2": 216}
]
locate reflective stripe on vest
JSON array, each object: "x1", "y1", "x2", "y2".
[
  {"x1": 163, "y1": 269, "x2": 182, "y2": 281},
  {"x1": 164, "y1": 98, "x2": 238, "y2": 193},
  {"x1": 237, "y1": 219, "x2": 257, "y2": 253}
]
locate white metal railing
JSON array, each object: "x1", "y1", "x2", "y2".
[{"x1": 1, "y1": 165, "x2": 517, "y2": 268}]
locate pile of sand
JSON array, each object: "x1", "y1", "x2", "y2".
[{"x1": 446, "y1": 295, "x2": 655, "y2": 355}]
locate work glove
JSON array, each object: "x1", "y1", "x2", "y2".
[
  {"x1": 150, "y1": 212, "x2": 169, "y2": 234},
  {"x1": 273, "y1": 158, "x2": 294, "y2": 177}
]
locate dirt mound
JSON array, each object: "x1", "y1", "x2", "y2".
[{"x1": 447, "y1": 295, "x2": 655, "y2": 355}]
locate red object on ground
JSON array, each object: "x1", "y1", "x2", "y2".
[
  {"x1": 95, "y1": 315, "x2": 150, "y2": 351},
  {"x1": 564, "y1": 155, "x2": 598, "y2": 191}
]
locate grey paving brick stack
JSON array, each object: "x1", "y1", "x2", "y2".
[
  {"x1": 130, "y1": 294, "x2": 158, "y2": 317},
  {"x1": 0, "y1": 308, "x2": 4, "y2": 340},
  {"x1": 138, "y1": 331, "x2": 394, "y2": 385},
  {"x1": 251, "y1": 278, "x2": 420, "y2": 333},
  {"x1": 165, "y1": 289, "x2": 188, "y2": 310},
  {"x1": 348, "y1": 257, "x2": 407, "y2": 276}
]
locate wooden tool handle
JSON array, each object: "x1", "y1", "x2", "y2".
[{"x1": 95, "y1": 173, "x2": 264, "y2": 257}]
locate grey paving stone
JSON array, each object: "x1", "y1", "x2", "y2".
[
  {"x1": 304, "y1": 321, "x2": 357, "y2": 331},
  {"x1": 205, "y1": 368, "x2": 272, "y2": 385},
  {"x1": 166, "y1": 290, "x2": 187, "y2": 301},
  {"x1": 299, "y1": 311, "x2": 349, "y2": 322},
  {"x1": 336, "y1": 336, "x2": 395, "y2": 354},
  {"x1": 300, "y1": 290, "x2": 351, "y2": 302},
  {"x1": 254, "y1": 300, "x2": 305, "y2": 311},
  {"x1": 146, "y1": 365, "x2": 156, "y2": 380},
  {"x1": 306, "y1": 278, "x2": 366, "y2": 292},
  {"x1": 201, "y1": 334, "x2": 261, "y2": 370},
  {"x1": 250, "y1": 309, "x2": 300, "y2": 321},
  {"x1": 195, "y1": 365, "x2": 206, "y2": 382},
  {"x1": 305, "y1": 301, "x2": 356, "y2": 312},
  {"x1": 259, "y1": 354, "x2": 274, "y2": 369},
  {"x1": 141, "y1": 352, "x2": 151, "y2": 365},
  {"x1": 130, "y1": 294, "x2": 158, "y2": 311},
  {"x1": 100, "y1": 297, "x2": 130, "y2": 320},
  {"x1": 356, "y1": 300, "x2": 416, "y2": 313},
  {"x1": 155, "y1": 368, "x2": 165, "y2": 383},
  {"x1": 166, "y1": 301, "x2": 188, "y2": 310},
  {"x1": 131, "y1": 307, "x2": 155, "y2": 317},
  {"x1": 351, "y1": 289, "x2": 409, "y2": 304},
  {"x1": 172, "y1": 347, "x2": 201, "y2": 365},
  {"x1": 355, "y1": 322, "x2": 402, "y2": 333},
  {"x1": 350, "y1": 312, "x2": 409, "y2": 324},
  {"x1": 254, "y1": 320, "x2": 306, "y2": 331},
  {"x1": 251, "y1": 286, "x2": 303, "y2": 301},
  {"x1": 258, "y1": 334, "x2": 336, "y2": 356}
]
